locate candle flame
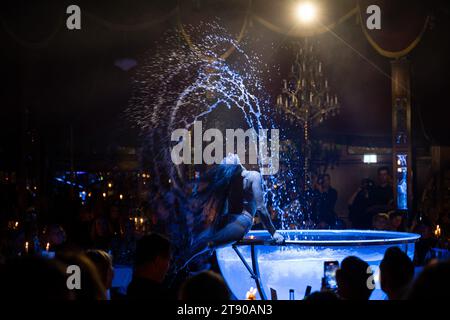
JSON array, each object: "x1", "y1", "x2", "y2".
[
  {"x1": 435, "y1": 225, "x2": 441, "y2": 237},
  {"x1": 246, "y1": 287, "x2": 257, "y2": 300}
]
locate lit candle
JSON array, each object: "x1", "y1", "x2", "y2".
[
  {"x1": 119, "y1": 194, "x2": 123, "y2": 200},
  {"x1": 25, "y1": 241, "x2": 29, "y2": 254},
  {"x1": 46, "y1": 242, "x2": 50, "y2": 252},
  {"x1": 435, "y1": 225, "x2": 441, "y2": 237},
  {"x1": 246, "y1": 287, "x2": 257, "y2": 300}
]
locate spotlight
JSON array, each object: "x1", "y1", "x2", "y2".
[{"x1": 295, "y1": 2, "x2": 317, "y2": 23}]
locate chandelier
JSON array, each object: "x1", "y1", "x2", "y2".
[{"x1": 276, "y1": 39, "x2": 340, "y2": 190}]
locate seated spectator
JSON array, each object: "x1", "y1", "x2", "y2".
[
  {"x1": 372, "y1": 213, "x2": 390, "y2": 230},
  {"x1": 336, "y1": 256, "x2": 374, "y2": 300},
  {"x1": 412, "y1": 220, "x2": 437, "y2": 265},
  {"x1": 406, "y1": 260, "x2": 450, "y2": 300},
  {"x1": 379, "y1": 247, "x2": 414, "y2": 300},
  {"x1": 91, "y1": 215, "x2": 113, "y2": 251},
  {"x1": 46, "y1": 224, "x2": 67, "y2": 252},
  {"x1": 86, "y1": 249, "x2": 114, "y2": 300},
  {"x1": 57, "y1": 250, "x2": 106, "y2": 300},
  {"x1": 127, "y1": 233, "x2": 172, "y2": 299},
  {"x1": 0, "y1": 256, "x2": 73, "y2": 300},
  {"x1": 178, "y1": 271, "x2": 230, "y2": 300},
  {"x1": 388, "y1": 211, "x2": 404, "y2": 231}
]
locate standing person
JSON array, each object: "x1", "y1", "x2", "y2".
[
  {"x1": 371, "y1": 167, "x2": 394, "y2": 208},
  {"x1": 348, "y1": 179, "x2": 375, "y2": 229},
  {"x1": 366, "y1": 167, "x2": 394, "y2": 226},
  {"x1": 314, "y1": 174, "x2": 338, "y2": 228}
]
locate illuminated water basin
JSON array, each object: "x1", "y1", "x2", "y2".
[{"x1": 216, "y1": 230, "x2": 420, "y2": 300}]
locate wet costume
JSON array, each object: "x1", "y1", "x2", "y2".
[{"x1": 184, "y1": 164, "x2": 281, "y2": 267}]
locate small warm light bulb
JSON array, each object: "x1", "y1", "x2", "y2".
[
  {"x1": 295, "y1": 2, "x2": 317, "y2": 23},
  {"x1": 102, "y1": 192, "x2": 107, "y2": 198},
  {"x1": 108, "y1": 182, "x2": 112, "y2": 188},
  {"x1": 119, "y1": 194, "x2": 123, "y2": 200}
]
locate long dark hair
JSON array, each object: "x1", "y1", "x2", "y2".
[{"x1": 188, "y1": 164, "x2": 243, "y2": 233}]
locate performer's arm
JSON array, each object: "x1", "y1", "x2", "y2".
[{"x1": 251, "y1": 172, "x2": 284, "y2": 243}]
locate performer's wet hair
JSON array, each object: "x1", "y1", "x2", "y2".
[{"x1": 189, "y1": 162, "x2": 243, "y2": 232}]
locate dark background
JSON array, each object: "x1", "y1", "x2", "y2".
[{"x1": 1, "y1": 0, "x2": 449, "y2": 172}]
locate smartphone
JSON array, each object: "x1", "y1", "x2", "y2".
[{"x1": 323, "y1": 260, "x2": 339, "y2": 290}]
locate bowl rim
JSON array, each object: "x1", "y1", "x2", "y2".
[{"x1": 238, "y1": 229, "x2": 421, "y2": 247}]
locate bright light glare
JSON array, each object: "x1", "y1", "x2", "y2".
[
  {"x1": 295, "y1": 2, "x2": 317, "y2": 23},
  {"x1": 363, "y1": 154, "x2": 378, "y2": 164}
]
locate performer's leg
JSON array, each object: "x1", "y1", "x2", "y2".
[
  {"x1": 207, "y1": 214, "x2": 252, "y2": 248},
  {"x1": 181, "y1": 214, "x2": 252, "y2": 270}
]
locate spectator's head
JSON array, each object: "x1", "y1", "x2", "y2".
[
  {"x1": 377, "y1": 166, "x2": 391, "y2": 186},
  {"x1": 0, "y1": 256, "x2": 72, "y2": 300},
  {"x1": 93, "y1": 217, "x2": 111, "y2": 238},
  {"x1": 372, "y1": 213, "x2": 390, "y2": 230},
  {"x1": 407, "y1": 260, "x2": 450, "y2": 300},
  {"x1": 47, "y1": 224, "x2": 66, "y2": 246},
  {"x1": 389, "y1": 211, "x2": 403, "y2": 231},
  {"x1": 86, "y1": 249, "x2": 114, "y2": 290},
  {"x1": 134, "y1": 233, "x2": 171, "y2": 283},
  {"x1": 413, "y1": 221, "x2": 433, "y2": 239},
  {"x1": 179, "y1": 271, "x2": 230, "y2": 300},
  {"x1": 320, "y1": 174, "x2": 331, "y2": 189},
  {"x1": 56, "y1": 250, "x2": 106, "y2": 300},
  {"x1": 336, "y1": 256, "x2": 374, "y2": 300},
  {"x1": 380, "y1": 247, "x2": 414, "y2": 300}
]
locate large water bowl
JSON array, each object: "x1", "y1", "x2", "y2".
[{"x1": 216, "y1": 230, "x2": 420, "y2": 300}]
